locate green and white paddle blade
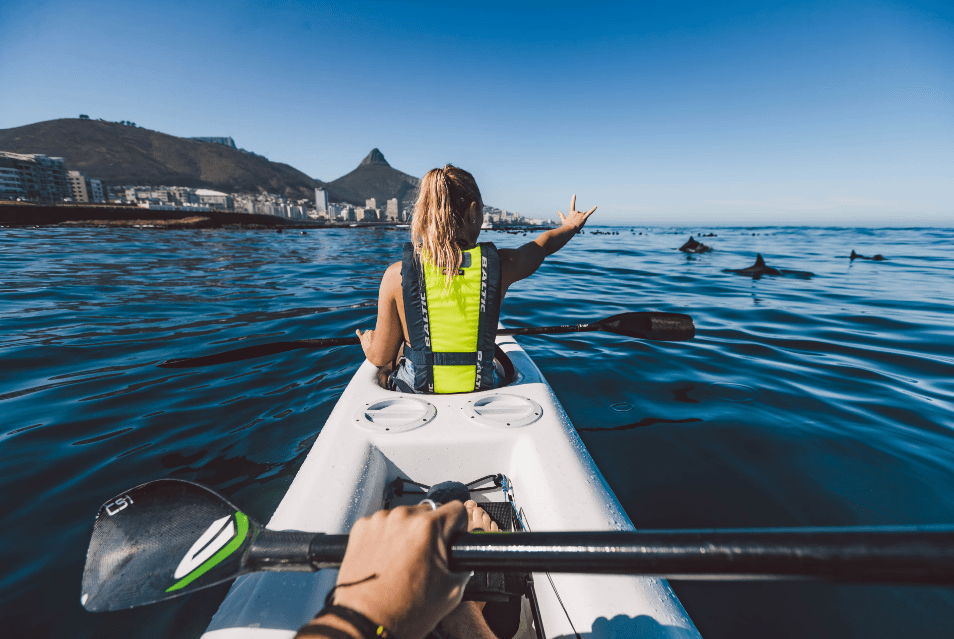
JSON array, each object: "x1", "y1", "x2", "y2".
[{"x1": 81, "y1": 479, "x2": 260, "y2": 612}]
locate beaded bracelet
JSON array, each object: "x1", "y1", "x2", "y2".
[{"x1": 316, "y1": 604, "x2": 397, "y2": 639}]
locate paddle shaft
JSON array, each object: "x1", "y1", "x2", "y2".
[
  {"x1": 497, "y1": 323, "x2": 599, "y2": 337},
  {"x1": 251, "y1": 527, "x2": 954, "y2": 583},
  {"x1": 157, "y1": 312, "x2": 694, "y2": 368}
]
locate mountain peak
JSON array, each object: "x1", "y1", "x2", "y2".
[{"x1": 360, "y1": 148, "x2": 390, "y2": 166}]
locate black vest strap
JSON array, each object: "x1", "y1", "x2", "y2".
[
  {"x1": 401, "y1": 243, "x2": 434, "y2": 393},
  {"x1": 474, "y1": 243, "x2": 502, "y2": 390}
]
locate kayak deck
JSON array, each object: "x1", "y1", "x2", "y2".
[{"x1": 202, "y1": 335, "x2": 700, "y2": 639}]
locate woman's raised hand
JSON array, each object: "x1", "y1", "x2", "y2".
[
  {"x1": 557, "y1": 194, "x2": 597, "y2": 231},
  {"x1": 355, "y1": 328, "x2": 374, "y2": 357}
]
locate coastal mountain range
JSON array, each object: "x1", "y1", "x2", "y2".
[{"x1": 0, "y1": 119, "x2": 419, "y2": 207}]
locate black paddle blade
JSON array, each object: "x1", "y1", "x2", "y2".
[
  {"x1": 81, "y1": 479, "x2": 260, "y2": 611},
  {"x1": 596, "y1": 312, "x2": 695, "y2": 341}
]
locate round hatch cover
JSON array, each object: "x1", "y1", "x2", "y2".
[
  {"x1": 463, "y1": 394, "x2": 542, "y2": 428},
  {"x1": 355, "y1": 398, "x2": 436, "y2": 433}
]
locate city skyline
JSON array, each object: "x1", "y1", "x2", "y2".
[{"x1": 1, "y1": 1, "x2": 952, "y2": 226}]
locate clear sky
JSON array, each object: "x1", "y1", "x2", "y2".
[{"x1": 1, "y1": 0, "x2": 951, "y2": 225}]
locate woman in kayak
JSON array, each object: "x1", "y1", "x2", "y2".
[{"x1": 357, "y1": 165, "x2": 597, "y2": 393}]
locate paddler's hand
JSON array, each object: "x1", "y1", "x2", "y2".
[
  {"x1": 433, "y1": 501, "x2": 501, "y2": 638},
  {"x1": 301, "y1": 502, "x2": 471, "y2": 639},
  {"x1": 355, "y1": 328, "x2": 374, "y2": 358},
  {"x1": 557, "y1": 194, "x2": 597, "y2": 232}
]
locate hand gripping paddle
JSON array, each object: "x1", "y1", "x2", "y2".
[{"x1": 82, "y1": 479, "x2": 954, "y2": 612}]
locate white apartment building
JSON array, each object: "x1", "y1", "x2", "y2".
[
  {"x1": 194, "y1": 189, "x2": 232, "y2": 210},
  {"x1": 0, "y1": 166, "x2": 24, "y2": 200},
  {"x1": 386, "y1": 198, "x2": 399, "y2": 221},
  {"x1": 315, "y1": 188, "x2": 329, "y2": 213},
  {"x1": 0, "y1": 151, "x2": 71, "y2": 201},
  {"x1": 68, "y1": 171, "x2": 87, "y2": 202},
  {"x1": 68, "y1": 171, "x2": 92, "y2": 202}
]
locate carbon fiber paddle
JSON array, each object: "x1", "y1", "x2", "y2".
[
  {"x1": 82, "y1": 479, "x2": 954, "y2": 612},
  {"x1": 157, "y1": 311, "x2": 695, "y2": 369}
]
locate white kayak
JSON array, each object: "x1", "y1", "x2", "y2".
[{"x1": 202, "y1": 332, "x2": 701, "y2": 639}]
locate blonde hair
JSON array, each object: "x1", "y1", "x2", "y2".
[{"x1": 411, "y1": 165, "x2": 483, "y2": 288}]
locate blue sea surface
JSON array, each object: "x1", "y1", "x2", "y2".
[{"x1": 2, "y1": 225, "x2": 953, "y2": 637}]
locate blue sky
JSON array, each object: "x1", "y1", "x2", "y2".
[{"x1": 1, "y1": 0, "x2": 951, "y2": 225}]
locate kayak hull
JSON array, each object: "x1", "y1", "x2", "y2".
[{"x1": 202, "y1": 335, "x2": 700, "y2": 639}]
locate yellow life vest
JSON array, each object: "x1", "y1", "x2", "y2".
[{"x1": 401, "y1": 241, "x2": 502, "y2": 393}]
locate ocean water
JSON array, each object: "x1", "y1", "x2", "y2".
[{"x1": 2, "y1": 225, "x2": 953, "y2": 638}]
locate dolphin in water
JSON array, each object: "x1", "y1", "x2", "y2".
[
  {"x1": 724, "y1": 254, "x2": 815, "y2": 279},
  {"x1": 679, "y1": 236, "x2": 712, "y2": 253},
  {"x1": 850, "y1": 250, "x2": 885, "y2": 261}
]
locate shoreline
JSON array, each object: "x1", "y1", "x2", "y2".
[
  {"x1": 0, "y1": 203, "x2": 387, "y2": 229},
  {"x1": 0, "y1": 203, "x2": 555, "y2": 231}
]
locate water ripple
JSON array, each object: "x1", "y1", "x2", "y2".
[{"x1": 2, "y1": 226, "x2": 954, "y2": 638}]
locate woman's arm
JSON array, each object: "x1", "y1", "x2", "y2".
[
  {"x1": 498, "y1": 194, "x2": 597, "y2": 294},
  {"x1": 356, "y1": 262, "x2": 405, "y2": 367}
]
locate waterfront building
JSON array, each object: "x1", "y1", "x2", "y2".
[
  {"x1": 138, "y1": 201, "x2": 177, "y2": 211},
  {"x1": 386, "y1": 198, "x2": 399, "y2": 221},
  {"x1": 359, "y1": 207, "x2": 378, "y2": 222},
  {"x1": 88, "y1": 179, "x2": 105, "y2": 203},
  {"x1": 178, "y1": 202, "x2": 211, "y2": 212},
  {"x1": 0, "y1": 165, "x2": 24, "y2": 200},
  {"x1": 0, "y1": 151, "x2": 71, "y2": 201},
  {"x1": 254, "y1": 200, "x2": 276, "y2": 216},
  {"x1": 315, "y1": 188, "x2": 329, "y2": 213},
  {"x1": 167, "y1": 186, "x2": 199, "y2": 204},
  {"x1": 365, "y1": 198, "x2": 377, "y2": 209},
  {"x1": 68, "y1": 171, "x2": 89, "y2": 202},
  {"x1": 345, "y1": 206, "x2": 357, "y2": 222},
  {"x1": 233, "y1": 197, "x2": 255, "y2": 214},
  {"x1": 195, "y1": 188, "x2": 233, "y2": 211},
  {"x1": 66, "y1": 171, "x2": 103, "y2": 203}
]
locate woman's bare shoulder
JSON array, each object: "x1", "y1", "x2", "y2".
[{"x1": 381, "y1": 261, "x2": 402, "y2": 290}]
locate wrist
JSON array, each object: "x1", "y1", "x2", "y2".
[
  {"x1": 315, "y1": 604, "x2": 397, "y2": 639},
  {"x1": 307, "y1": 610, "x2": 365, "y2": 639}
]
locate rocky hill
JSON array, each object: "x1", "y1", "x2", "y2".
[
  {"x1": 0, "y1": 119, "x2": 322, "y2": 200},
  {"x1": 323, "y1": 149, "x2": 420, "y2": 209}
]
